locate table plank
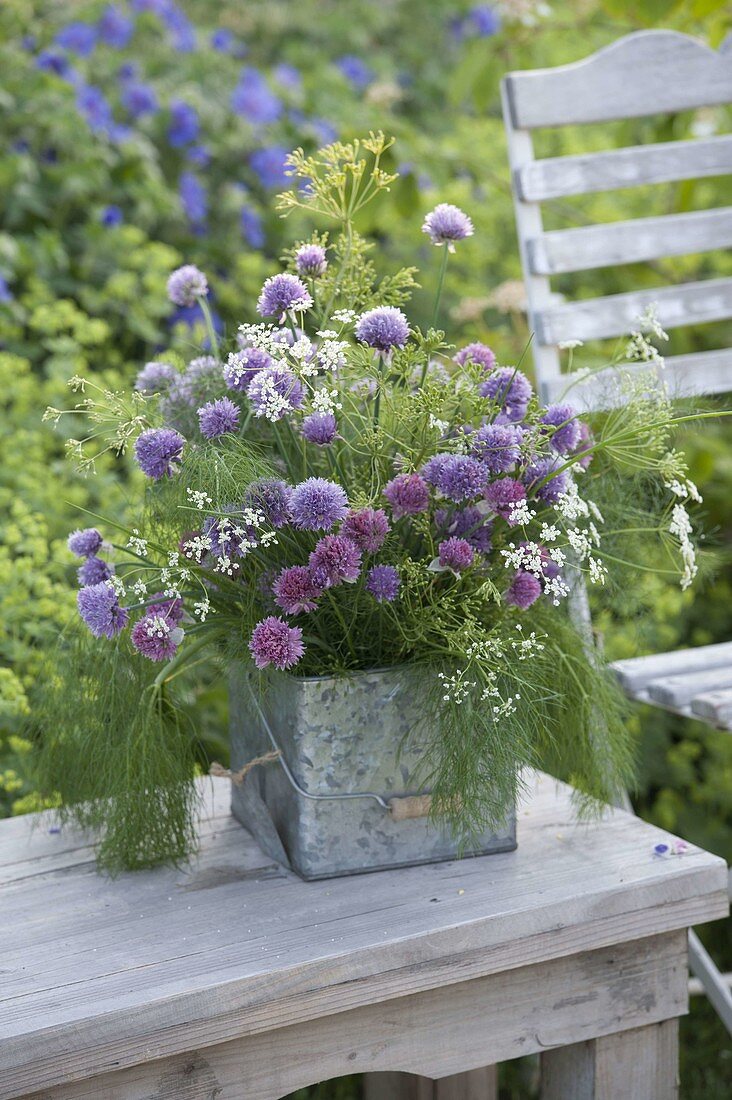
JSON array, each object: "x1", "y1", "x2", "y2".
[{"x1": 0, "y1": 773, "x2": 726, "y2": 1098}]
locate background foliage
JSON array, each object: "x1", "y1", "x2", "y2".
[{"x1": 0, "y1": 0, "x2": 730, "y2": 1094}]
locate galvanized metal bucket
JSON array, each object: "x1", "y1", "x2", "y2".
[{"x1": 229, "y1": 664, "x2": 516, "y2": 880}]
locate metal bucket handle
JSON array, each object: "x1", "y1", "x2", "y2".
[{"x1": 246, "y1": 685, "x2": 432, "y2": 820}]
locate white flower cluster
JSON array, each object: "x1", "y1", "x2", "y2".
[
  {"x1": 625, "y1": 304, "x2": 668, "y2": 365},
  {"x1": 253, "y1": 374, "x2": 295, "y2": 421},
  {"x1": 429, "y1": 414, "x2": 449, "y2": 434},
  {"x1": 507, "y1": 500, "x2": 536, "y2": 526},
  {"x1": 186, "y1": 487, "x2": 213, "y2": 510},
  {"x1": 437, "y1": 668, "x2": 476, "y2": 705},
  {"x1": 317, "y1": 337, "x2": 349, "y2": 373},
  {"x1": 312, "y1": 387, "x2": 343, "y2": 414},
  {"x1": 331, "y1": 309, "x2": 356, "y2": 324},
  {"x1": 237, "y1": 323, "x2": 291, "y2": 355},
  {"x1": 159, "y1": 550, "x2": 191, "y2": 599},
  {"x1": 669, "y1": 503, "x2": 698, "y2": 590},
  {"x1": 510, "y1": 623, "x2": 546, "y2": 661},
  {"x1": 127, "y1": 529, "x2": 148, "y2": 557},
  {"x1": 146, "y1": 615, "x2": 184, "y2": 647},
  {"x1": 500, "y1": 540, "x2": 570, "y2": 604}
]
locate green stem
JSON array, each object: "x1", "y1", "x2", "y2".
[
  {"x1": 151, "y1": 631, "x2": 215, "y2": 691},
  {"x1": 430, "y1": 246, "x2": 449, "y2": 331},
  {"x1": 198, "y1": 296, "x2": 220, "y2": 361}
]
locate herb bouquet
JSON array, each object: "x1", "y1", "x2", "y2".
[{"x1": 38, "y1": 135, "x2": 703, "y2": 874}]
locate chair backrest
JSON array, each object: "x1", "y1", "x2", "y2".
[{"x1": 501, "y1": 31, "x2": 732, "y2": 411}]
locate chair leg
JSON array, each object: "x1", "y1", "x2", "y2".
[
  {"x1": 540, "y1": 1020, "x2": 678, "y2": 1100},
  {"x1": 362, "y1": 1067, "x2": 498, "y2": 1100}
]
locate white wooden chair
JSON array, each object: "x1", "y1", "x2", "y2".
[{"x1": 501, "y1": 29, "x2": 732, "y2": 1034}]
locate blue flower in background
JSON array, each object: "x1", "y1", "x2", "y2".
[
  {"x1": 22, "y1": 35, "x2": 36, "y2": 51},
  {"x1": 453, "y1": 5, "x2": 501, "y2": 39},
  {"x1": 231, "y1": 68, "x2": 283, "y2": 125},
  {"x1": 210, "y1": 28, "x2": 234, "y2": 51},
  {"x1": 186, "y1": 144, "x2": 211, "y2": 167},
  {"x1": 241, "y1": 206, "x2": 265, "y2": 248},
  {"x1": 335, "y1": 55, "x2": 373, "y2": 89},
  {"x1": 100, "y1": 205, "x2": 124, "y2": 226},
  {"x1": 130, "y1": 0, "x2": 170, "y2": 13},
  {"x1": 162, "y1": 6, "x2": 196, "y2": 52},
  {"x1": 76, "y1": 83, "x2": 116, "y2": 137},
  {"x1": 0, "y1": 277, "x2": 13, "y2": 304},
  {"x1": 249, "y1": 145, "x2": 290, "y2": 190},
  {"x1": 98, "y1": 5, "x2": 135, "y2": 48},
  {"x1": 168, "y1": 100, "x2": 199, "y2": 146},
  {"x1": 36, "y1": 50, "x2": 72, "y2": 77},
  {"x1": 117, "y1": 61, "x2": 137, "y2": 81},
  {"x1": 310, "y1": 118, "x2": 337, "y2": 145},
  {"x1": 170, "y1": 300, "x2": 223, "y2": 345},
  {"x1": 121, "y1": 80, "x2": 158, "y2": 119},
  {"x1": 273, "y1": 63, "x2": 301, "y2": 90},
  {"x1": 179, "y1": 171, "x2": 207, "y2": 227},
  {"x1": 55, "y1": 23, "x2": 98, "y2": 57}
]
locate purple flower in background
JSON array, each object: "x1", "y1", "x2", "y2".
[
  {"x1": 249, "y1": 145, "x2": 290, "y2": 189},
  {"x1": 356, "y1": 307, "x2": 410, "y2": 351},
  {"x1": 55, "y1": 23, "x2": 98, "y2": 56},
  {"x1": 163, "y1": 6, "x2": 196, "y2": 52},
  {"x1": 186, "y1": 144, "x2": 210, "y2": 167},
  {"x1": 231, "y1": 67, "x2": 282, "y2": 124},
  {"x1": 68, "y1": 527, "x2": 103, "y2": 558},
  {"x1": 168, "y1": 100, "x2": 199, "y2": 146},
  {"x1": 290, "y1": 478, "x2": 348, "y2": 531},
  {"x1": 383, "y1": 472, "x2": 429, "y2": 519},
  {"x1": 540, "y1": 404, "x2": 581, "y2": 455},
  {"x1": 98, "y1": 5, "x2": 135, "y2": 48},
  {"x1": 336, "y1": 55, "x2": 373, "y2": 89},
  {"x1": 257, "y1": 273, "x2": 313, "y2": 319},
  {"x1": 465, "y1": 5, "x2": 502, "y2": 36},
  {"x1": 210, "y1": 28, "x2": 234, "y2": 51},
  {"x1": 422, "y1": 454, "x2": 488, "y2": 502},
  {"x1": 135, "y1": 360, "x2": 177, "y2": 394},
  {"x1": 506, "y1": 570, "x2": 542, "y2": 610},
  {"x1": 295, "y1": 243, "x2": 327, "y2": 277},
  {"x1": 224, "y1": 347, "x2": 271, "y2": 392},
  {"x1": 244, "y1": 479, "x2": 292, "y2": 528},
  {"x1": 76, "y1": 84, "x2": 116, "y2": 136},
  {"x1": 0, "y1": 277, "x2": 13, "y2": 304},
  {"x1": 121, "y1": 80, "x2": 158, "y2": 119},
  {"x1": 483, "y1": 477, "x2": 527, "y2": 523},
  {"x1": 438, "y1": 537, "x2": 474, "y2": 572},
  {"x1": 246, "y1": 366, "x2": 305, "y2": 420},
  {"x1": 341, "y1": 508, "x2": 390, "y2": 553},
  {"x1": 422, "y1": 204, "x2": 474, "y2": 251},
  {"x1": 435, "y1": 506, "x2": 492, "y2": 554},
  {"x1": 100, "y1": 204, "x2": 123, "y2": 227},
  {"x1": 273, "y1": 62, "x2": 301, "y2": 89},
  {"x1": 301, "y1": 411, "x2": 337, "y2": 446},
  {"x1": 198, "y1": 397, "x2": 240, "y2": 439},
  {"x1": 179, "y1": 171, "x2": 207, "y2": 226},
  {"x1": 469, "y1": 423, "x2": 523, "y2": 473},
  {"x1": 573, "y1": 421, "x2": 594, "y2": 469},
  {"x1": 131, "y1": 611, "x2": 184, "y2": 661},
  {"x1": 454, "y1": 342, "x2": 496, "y2": 372},
  {"x1": 77, "y1": 556, "x2": 114, "y2": 587},
  {"x1": 241, "y1": 205, "x2": 265, "y2": 247},
  {"x1": 479, "y1": 368, "x2": 532, "y2": 420},
  {"x1": 249, "y1": 616, "x2": 304, "y2": 670},
  {"x1": 524, "y1": 457, "x2": 570, "y2": 503},
  {"x1": 161, "y1": 357, "x2": 221, "y2": 417},
  {"x1": 309, "y1": 117, "x2": 338, "y2": 145},
  {"x1": 273, "y1": 566, "x2": 322, "y2": 614},
  {"x1": 36, "y1": 50, "x2": 72, "y2": 77},
  {"x1": 77, "y1": 582, "x2": 128, "y2": 638},
  {"x1": 167, "y1": 264, "x2": 208, "y2": 307},
  {"x1": 134, "y1": 427, "x2": 185, "y2": 479},
  {"x1": 309, "y1": 535, "x2": 362, "y2": 588},
  {"x1": 366, "y1": 565, "x2": 400, "y2": 603}
]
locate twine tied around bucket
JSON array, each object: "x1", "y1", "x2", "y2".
[{"x1": 209, "y1": 750, "x2": 281, "y2": 786}]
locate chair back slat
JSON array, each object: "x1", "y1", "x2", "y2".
[
  {"x1": 505, "y1": 30, "x2": 732, "y2": 129},
  {"x1": 517, "y1": 136, "x2": 732, "y2": 202},
  {"x1": 501, "y1": 31, "x2": 732, "y2": 409},
  {"x1": 530, "y1": 208, "x2": 732, "y2": 276}
]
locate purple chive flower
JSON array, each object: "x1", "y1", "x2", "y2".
[
  {"x1": 135, "y1": 360, "x2": 177, "y2": 394},
  {"x1": 134, "y1": 428, "x2": 185, "y2": 480},
  {"x1": 249, "y1": 616, "x2": 305, "y2": 671},
  {"x1": 479, "y1": 368, "x2": 533, "y2": 420},
  {"x1": 335, "y1": 55, "x2": 373, "y2": 89},
  {"x1": 68, "y1": 527, "x2": 103, "y2": 557},
  {"x1": 120, "y1": 80, "x2": 157, "y2": 119},
  {"x1": 383, "y1": 473, "x2": 430, "y2": 519},
  {"x1": 295, "y1": 243, "x2": 327, "y2": 277},
  {"x1": 309, "y1": 535, "x2": 362, "y2": 588},
  {"x1": 246, "y1": 366, "x2": 305, "y2": 420},
  {"x1": 422, "y1": 203, "x2": 474, "y2": 250},
  {"x1": 145, "y1": 595, "x2": 184, "y2": 623},
  {"x1": 77, "y1": 582, "x2": 128, "y2": 638},
  {"x1": 167, "y1": 264, "x2": 208, "y2": 307},
  {"x1": 483, "y1": 478, "x2": 527, "y2": 523},
  {"x1": 454, "y1": 342, "x2": 496, "y2": 372},
  {"x1": 341, "y1": 508, "x2": 390, "y2": 553},
  {"x1": 540, "y1": 404, "x2": 581, "y2": 455},
  {"x1": 168, "y1": 100, "x2": 199, "y2": 146},
  {"x1": 469, "y1": 423, "x2": 523, "y2": 473},
  {"x1": 356, "y1": 307, "x2": 410, "y2": 351},
  {"x1": 249, "y1": 145, "x2": 290, "y2": 189},
  {"x1": 272, "y1": 566, "x2": 322, "y2": 614},
  {"x1": 301, "y1": 411, "x2": 337, "y2": 446},
  {"x1": 131, "y1": 612, "x2": 184, "y2": 661},
  {"x1": 366, "y1": 564, "x2": 401, "y2": 603},
  {"x1": 55, "y1": 23, "x2": 98, "y2": 56},
  {"x1": 257, "y1": 273, "x2": 313, "y2": 320},
  {"x1": 198, "y1": 397, "x2": 240, "y2": 439},
  {"x1": 244, "y1": 479, "x2": 292, "y2": 528},
  {"x1": 422, "y1": 454, "x2": 489, "y2": 502},
  {"x1": 290, "y1": 478, "x2": 348, "y2": 531},
  {"x1": 506, "y1": 570, "x2": 542, "y2": 610},
  {"x1": 435, "y1": 506, "x2": 492, "y2": 554},
  {"x1": 77, "y1": 556, "x2": 114, "y2": 587},
  {"x1": 524, "y1": 457, "x2": 570, "y2": 503},
  {"x1": 98, "y1": 5, "x2": 134, "y2": 48},
  {"x1": 224, "y1": 347, "x2": 271, "y2": 392},
  {"x1": 438, "y1": 537, "x2": 474, "y2": 572}
]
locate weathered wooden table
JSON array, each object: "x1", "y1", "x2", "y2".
[{"x1": 0, "y1": 773, "x2": 727, "y2": 1100}]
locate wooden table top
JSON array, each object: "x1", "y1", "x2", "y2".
[{"x1": 0, "y1": 773, "x2": 727, "y2": 1098}]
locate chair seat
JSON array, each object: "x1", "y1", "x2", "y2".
[{"x1": 611, "y1": 643, "x2": 732, "y2": 729}]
